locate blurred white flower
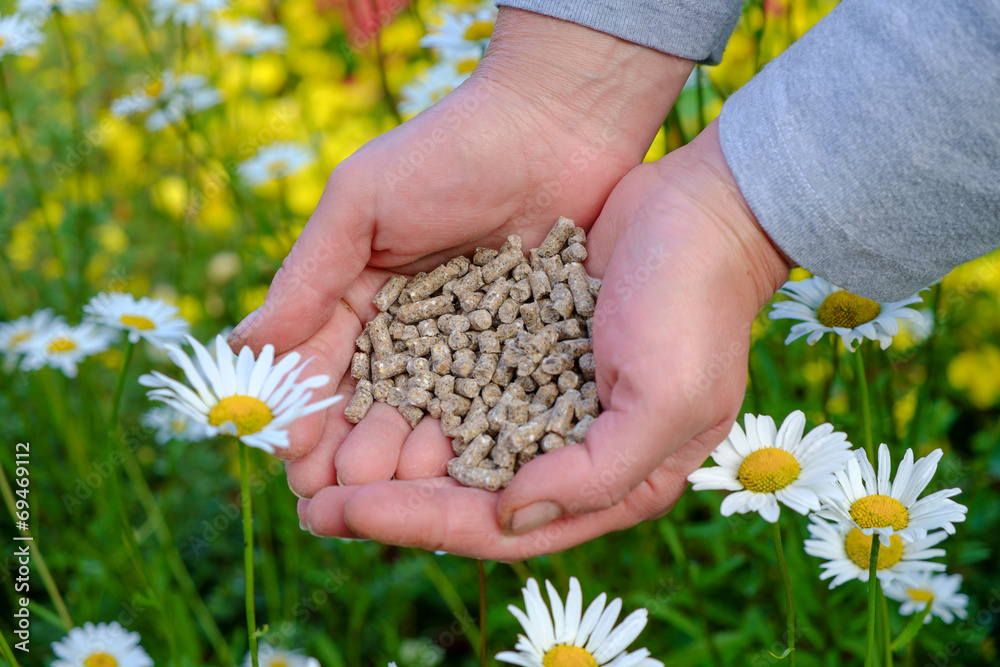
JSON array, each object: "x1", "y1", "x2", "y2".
[
  {"x1": 0, "y1": 13, "x2": 44, "y2": 59},
  {"x1": 238, "y1": 142, "x2": 314, "y2": 187},
  {"x1": 84, "y1": 292, "x2": 189, "y2": 349},
  {"x1": 243, "y1": 641, "x2": 321, "y2": 667},
  {"x1": 0, "y1": 309, "x2": 65, "y2": 371},
  {"x1": 51, "y1": 621, "x2": 153, "y2": 667},
  {"x1": 398, "y1": 61, "x2": 470, "y2": 117},
  {"x1": 884, "y1": 571, "x2": 969, "y2": 624},
  {"x1": 21, "y1": 322, "x2": 115, "y2": 378},
  {"x1": 151, "y1": 0, "x2": 226, "y2": 27},
  {"x1": 111, "y1": 70, "x2": 221, "y2": 131},
  {"x1": 216, "y1": 17, "x2": 287, "y2": 54},
  {"x1": 142, "y1": 405, "x2": 212, "y2": 444},
  {"x1": 419, "y1": 6, "x2": 495, "y2": 62}
]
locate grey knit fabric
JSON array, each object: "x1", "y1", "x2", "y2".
[
  {"x1": 494, "y1": 0, "x2": 743, "y2": 64},
  {"x1": 719, "y1": 0, "x2": 1000, "y2": 300}
]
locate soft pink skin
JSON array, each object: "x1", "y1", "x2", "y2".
[{"x1": 232, "y1": 10, "x2": 790, "y2": 559}]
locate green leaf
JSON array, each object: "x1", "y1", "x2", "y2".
[{"x1": 891, "y1": 603, "x2": 932, "y2": 652}]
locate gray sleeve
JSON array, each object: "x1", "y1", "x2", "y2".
[
  {"x1": 719, "y1": 0, "x2": 1000, "y2": 302},
  {"x1": 494, "y1": 1, "x2": 743, "y2": 64}
]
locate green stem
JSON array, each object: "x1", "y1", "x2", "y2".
[
  {"x1": 110, "y1": 341, "x2": 136, "y2": 429},
  {"x1": 372, "y1": 31, "x2": 403, "y2": 125},
  {"x1": 0, "y1": 461, "x2": 73, "y2": 629},
  {"x1": 772, "y1": 522, "x2": 796, "y2": 666},
  {"x1": 822, "y1": 334, "x2": 838, "y2": 418},
  {"x1": 239, "y1": 441, "x2": 260, "y2": 667},
  {"x1": 880, "y1": 584, "x2": 893, "y2": 667},
  {"x1": 0, "y1": 624, "x2": 22, "y2": 667},
  {"x1": 865, "y1": 539, "x2": 882, "y2": 667},
  {"x1": 855, "y1": 346, "x2": 875, "y2": 460},
  {"x1": 478, "y1": 560, "x2": 488, "y2": 667}
]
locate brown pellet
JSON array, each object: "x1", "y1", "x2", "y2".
[
  {"x1": 447, "y1": 463, "x2": 513, "y2": 491},
  {"x1": 472, "y1": 353, "x2": 498, "y2": 386},
  {"x1": 372, "y1": 379, "x2": 393, "y2": 402},
  {"x1": 469, "y1": 309, "x2": 492, "y2": 330},
  {"x1": 509, "y1": 279, "x2": 532, "y2": 303},
  {"x1": 480, "y1": 277, "x2": 511, "y2": 315},
  {"x1": 434, "y1": 374, "x2": 455, "y2": 399},
  {"x1": 482, "y1": 235, "x2": 524, "y2": 282},
  {"x1": 561, "y1": 242, "x2": 587, "y2": 264},
  {"x1": 565, "y1": 262, "x2": 596, "y2": 317},
  {"x1": 373, "y1": 275, "x2": 408, "y2": 311},
  {"x1": 481, "y1": 383, "x2": 502, "y2": 407},
  {"x1": 430, "y1": 343, "x2": 452, "y2": 375},
  {"x1": 397, "y1": 294, "x2": 456, "y2": 324},
  {"x1": 455, "y1": 433, "x2": 493, "y2": 467},
  {"x1": 451, "y1": 348, "x2": 476, "y2": 377},
  {"x1": 558, "y1": 370, "x2": 580, "y2": 393},
  {"x1": 441, "y1": 394, "x2": 471, "y2": 416},
  {"x1": 568, "y1": 415, "x2": 595, "y2": 444},
  {"x1": 472, "y1": 246, "x2": 498, "y2": 266},
  {"x1": 536, "y1": 216, "x2": 575, "y2": 257},
  {"x1": 579, "y1": 352, "x2": 596, "y2": 380},
  {"x1": 528, "y1": 270, "x2": 551, "y2": 301},
  {"x1": 344, "y1": 380, "x2": 374, "y2": 424},
  {"x1": 398, "y1": 402, "x2": 425, "y2": 428},
  {"x1": 351, "y1": 352, "x2": 370, "y2": 381},
  {"x1": 497, "y1": 298, "x2": 519, "y2": 324},
  {"x1": 459, "y1": 291, "x2": 484, "y2": 312},
  {"x1": 455, "y1": 378, "x2": 480, "y2": 399},
  {"x1": 478, "y1": 330, "x2": 501, "y2": 354},
  {"x1": 541, "y1": 433, "x2": 565, "y2": 453},
  {"x1": 371, "y1": 353, "x2": 410, "y2": 382},
  {"x1": 367, "y1": 312, "x2": 394, "y2": 360},
  {"x1": 355, "y1": 331, "x2": 373, "y2": 354}
]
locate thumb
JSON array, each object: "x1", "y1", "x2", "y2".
[
  {"x1": 496, "y1": 395, "x2": 673, "y2": 535},
  {"x1": 229, "y1": 167, "x2": 375, "y2": 353}
]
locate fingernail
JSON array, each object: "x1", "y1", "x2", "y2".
[
  {"x1": 508, "y1": 501, "x2": 562, "y2": 535},
  {"x1": 230, "y1": 306, "x2": 262, "y2": 342}
]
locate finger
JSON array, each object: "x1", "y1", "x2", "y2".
[
  {"x1": 229, "y1": 164, "x2": 376, "y2": 354},
  {"x1": 285, "y1": 375, "x2": 356, "y2": 498},
  {"x1": 335, "y1": 477, "x2": 652, "y2": 560},
  {"x1": 396, "y1": 417, "x2": 453, "y2": 480},
  {"x1": 495, "y1": 379, "x2": 674, "y2": 535},
  {"x1": 299, "y1": 490, "x2": 359, "y2": 538},
  {"x1": 333, "y1": 402, "x2": 411, "y2": 485}
]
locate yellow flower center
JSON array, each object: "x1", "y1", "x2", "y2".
[
  {"x1": 268, "y1": 158, "x2": 289, "y2": 175},
  {"x1": 844, "y1": 528, "x2": 904, "y2": 569},
  {"x1": 463, "y1": 20, "x2": 494, "y2": 41},
  {"x1": 144, "y1": 79, "x2": 164, "y2": 97},
  {"x1": 908, "y1": 588, "x2": 935, "y2": 603},
  {"x1": 543, "y1": 646, "x2": 598, "y2": 667},
  {"x1": 816, "y1": 290, "x2": 882, "y2": 328},
  {"x1": 120, "y1": 314, "x2": 156, "y2": 330},
  {"x1": 271, "y1": 662, "x2": 288, "y2": 667},
  {"x1": 456, "y1": 59, "x2": 478, "y2": 74},
  {"x1": 84, "y1": 654, "x2": 118, "y2": 667},
  {"x1": 0, "y1": 37, "x2": 6, "y2": 50},
  {"x1": 171, "y1": 418, "x2": 188, "y2": 433},
  {"x1": 47, "y1": 337, "x2": 77, "y2": 354},
  {"x1": 208, "y1": 395, "x2": 272, "y2": 436},
  {"x1": 8, "y1": 331, "x2": 31, "y2": 347},
  {"x1": 850, "y1": 494, "x2": 909, "y2": 530},
  {"x1": 737, "y1": 447, "x2": 801, "y2": 493}
]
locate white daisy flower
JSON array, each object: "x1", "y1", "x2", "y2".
[
  {"x1": 84, "y1": 292, "x2": 189, "y2": 349},
  {"x1": 817, "y1": 444, "x2": 967, "y2": 547},
  {"x1": 687, "y1": 411, "x2": 853, "y2": 523},
  {"x1": 215, "y1": 18, "x2": 287, "y2": 55},
  {"x1": 142, "y1": 405, "x2": 211, "y2": 444},
  {"x1": 51, "y1": 620, "x2": 153, "y2": 667},
  {"x1": 16, "y1": 0, "x2": 97, "y2": 21},
  {"x1": 138, "y1": 335, "x2": 341, "y2": 453},
  {"x1": 398, "y1": 61, "x2": 470, "y2": 117},
  {"x1": 769, "y1": 275, "x2": 925, "y2": 351},
  {"x1": 0, "y1": 13, "x2": 44, "y2": 59},
  {"x1": 111, "y1": 70, "x2": 221, "y2": 131},
  {"x1": 243, "y1": 641, "x2": 321, "y2": 667},
  {"x1": 238, "y1": 142, "x2": 314, "y2": 187},
  {"x1": 150, "y1": 0, "x2": 226, "y2": 27},
  {"x1": 803, "y1": 516, "x2": 948, "y2": 589},
  {"x1": 21, "y1": 322, "x2": 115, "y2": 378},
  {"x1": 0, "y1": 308, "x2": 65, "y2": 370},
  {"x1": 419, "y1": 7, "x2": 495, "y2": 62},
  {"x1": 883, "y1": 571, "x2": 969, "y2": 624},
  {"x1": 496, "y1": 577, "x2": 662, "y2": 667}
]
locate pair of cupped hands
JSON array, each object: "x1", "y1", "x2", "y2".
[{"x1": 227, "y1": 9, "x2": 791, "y2": 560}]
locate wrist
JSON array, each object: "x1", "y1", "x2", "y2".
[
  {"x1": 471, "y1": 8, "x2": 693, "y2": 161},
  {"x1": 649, "y1": 122, "x2": 792, "y2": 313}
]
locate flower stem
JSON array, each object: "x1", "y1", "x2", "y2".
[
  {"x1": 772, "y1": 521, "x2": 796, "y2": 666},
  {"x1": 238, "y1": 440, "x2": 260, "y2": 667},
  {"x1": 880, "y1": 583, "x2": 893, "y2": 667},
  {"x1": 865, "y1": 539, "x2": 882, "y2": 667},
  {"x1": 110, "y1": 341, "x2": 136, "y2": 429},
  {"x1": 855, "y1": 346, "x2": 875, "y2": 461},
  {"x1": 0, "y1": 623, "x2": 21, "y2": 667},
  {"x1": 478, "y1": 560, "x2": 488, "y2": 667}
]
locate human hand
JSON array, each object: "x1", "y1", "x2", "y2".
[
  {"x1": 228, "y1": 9, "x2": 692, "y2": 464},
  {"x1": 294, "y1": 121, "x2": 791, "y2": 559}
]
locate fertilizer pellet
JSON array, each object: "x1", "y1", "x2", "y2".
[{"x1": 344, "y1": 217, "x2": 604, "y2": 490}]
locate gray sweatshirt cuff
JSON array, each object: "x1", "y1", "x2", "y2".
[
  {"x1": 494, "y1": 0, "x2": 743, "y2": 64},
  {"x1": 720, "y1": 0, "x2": 1000, "y2": 302}
]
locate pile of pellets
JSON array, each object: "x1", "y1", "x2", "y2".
[{"x1": 344, "y1": 217, "x2": 601, "y2": 491}]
